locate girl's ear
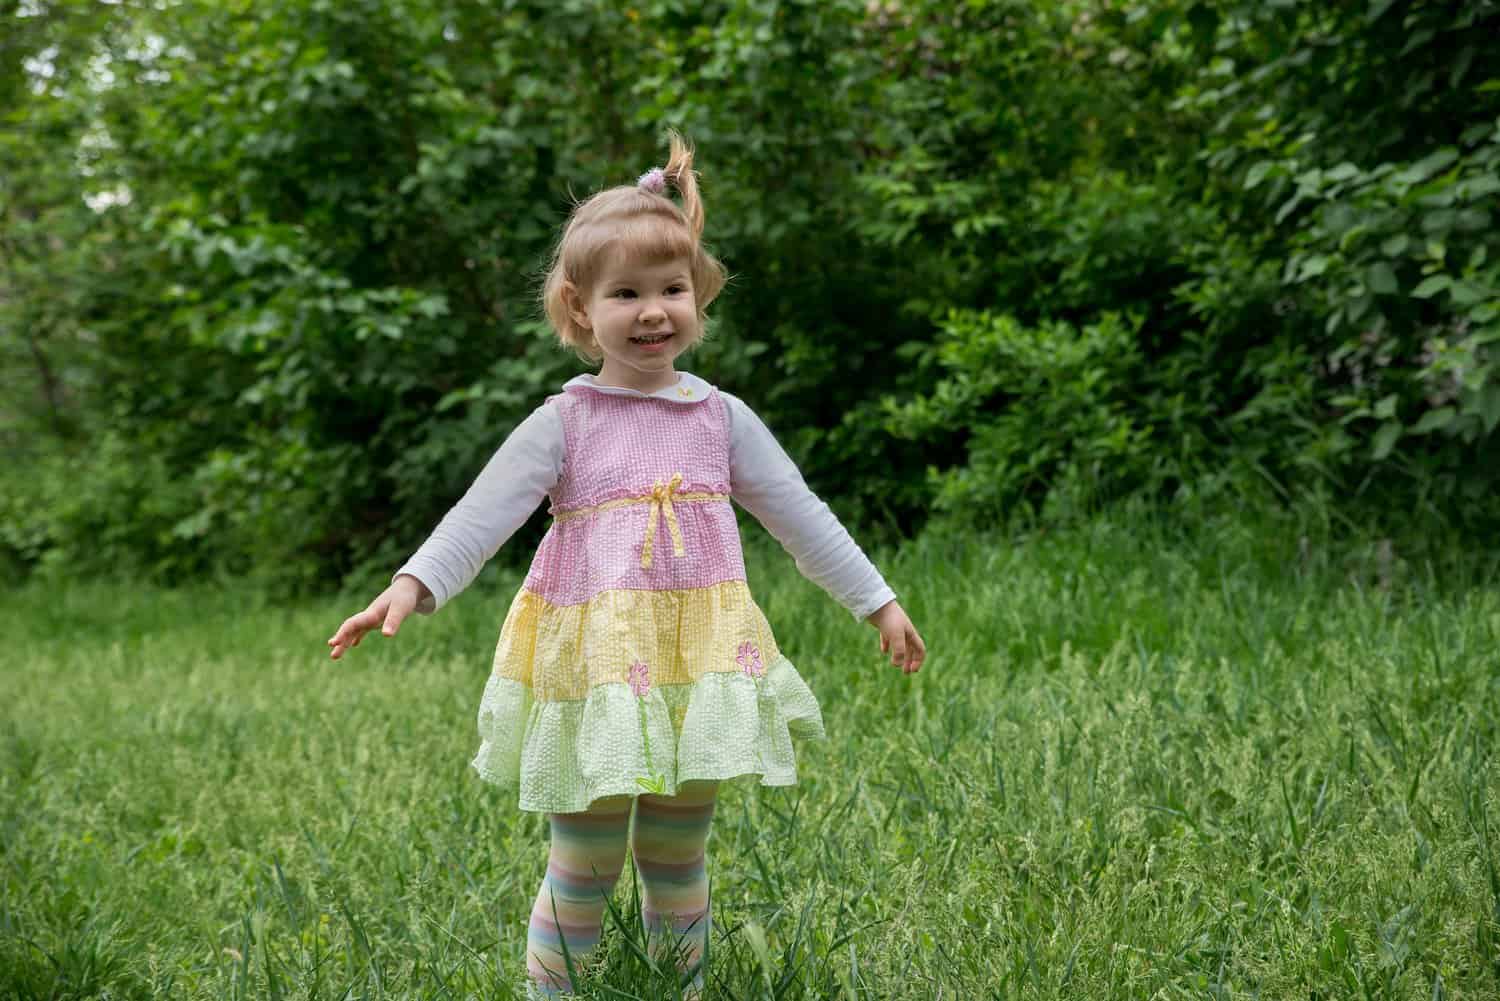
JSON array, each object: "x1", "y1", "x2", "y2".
[{"x1": 560, "y1": 281, "x2": 591, "y2": 331}]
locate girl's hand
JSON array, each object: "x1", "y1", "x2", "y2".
[
  {"x1": 866, "y1": 600, "x2": 926, "y2": 675},
  {"x1": 327, "y1": 574, "x2": 431, "y2": 660}
]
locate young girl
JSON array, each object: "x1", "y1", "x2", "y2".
[{"x1": 327, "y1": 133, "x2": 926, "y2": 998}]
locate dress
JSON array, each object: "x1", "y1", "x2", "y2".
[{"x1": 468, "y1": 380, "x2": 827, "y2": 813}]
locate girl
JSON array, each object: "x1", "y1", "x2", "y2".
[{"x1": 327, "y1": 133, "x2": 926, "y2": 998}]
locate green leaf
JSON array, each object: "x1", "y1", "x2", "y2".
[
  {"x1": 1480, "y1": 385, "x2": 1500, "y2": 434},
  {"x1": 1244, "y1": 161, "x2": 1273, "y2": 190},
  {"x1": 1276, "y1": 194, "x2": 1305, "y2": 225},
  {"x1": 1381, "y1": 235, "x2": 1409, "y2": 257},
  {"x1": 1420, "y1": 184, "x2": 1459, "y2": 208},
  {"x1": 1423, "y1": 208, "x2": 1458, "y2": 233},
  {"x1": 1405, "y1": 148, "x2": 1460, "y2": 184},
  {"x1": 1463, "y1": 176, "x2": 1500, "y2": 200},
  {"x1": 1367, "y1": 262, "x2": 1398, "y2": 295},
  {"x1": 1373, "y1": 394, "x2": 1398, "y2": 420},
  {"x1": 414, "y1": 296, "x2": 449, "y2": 319},
  {"x1": 1400, "y1": 28, "x2": 1435, "y2": 57},
  {"x1": 1450, "y1": 282, "x2": 1494, "y2": 306},
  {"x1": 1411, "y1": 407, "x2": 1455, "y2": 435},
  {"x1": 1298, "y1": 255, "x2": 1329, "y2": 280},
  {"x1": 1371, "y1": 421, "x2": 1402, "y2": 459},
  {"x1": 1450, "y1": 45, "x2": 1477, "y2": 91},
  {"x1": 1411, "y1": 275, "x2": 1451, "y2": 299}
]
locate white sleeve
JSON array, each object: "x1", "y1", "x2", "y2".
[
  {"x1": 723, "y1": 391, "x2": 896, "y2": 620},
  {"x1": 394, "y1": 400, "x2": 564, "y2": 613}
]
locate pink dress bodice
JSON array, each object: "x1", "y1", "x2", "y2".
[{"x1": 522, "y1": 385, "x2": 747, "y2": 605}]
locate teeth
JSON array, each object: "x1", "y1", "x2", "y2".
[{"x1": 632, "y1": 334, "x2": 670, "y2": 344}]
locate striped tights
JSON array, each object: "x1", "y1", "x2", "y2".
[{"x1": 526, "y1": 781, "x2": 717, "y2": 997}]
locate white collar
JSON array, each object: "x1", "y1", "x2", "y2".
[{"x1": 563, "y1": 371, "x2": 713, "y2": 404}]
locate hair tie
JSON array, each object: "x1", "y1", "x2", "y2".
[{"x1": 636, "y1": 167, "x2": 667, "y2": 194}]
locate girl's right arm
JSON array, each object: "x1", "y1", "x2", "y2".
[
  {"x1": 327, "y1": 573, "x2": 431, "y2": 659},
  {"x1": 326, "y1": 399, "x2": 564, "y2": 659}
]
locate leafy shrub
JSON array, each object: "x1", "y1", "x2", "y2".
[
  {"x1": 883, "y1": 310, "x2": 1211, "y2": 522},
  {"x1": 0, "y1": 435, "x2": 204, "y2": 581},
  {"x1": 6, "y1": 0, "x2": 1499, "y2": 584},
  {"x1": 1250, "y1": 131, "x2": 1500, "y2": 478},
  {"x1": 1173, "y1": 0, "x2": 1500, "y2": 510}
]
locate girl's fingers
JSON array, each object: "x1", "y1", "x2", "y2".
[
  {"x1": 904, "y1": 628, "x2": 926, "y2": 674},
  {"x1": 334, "y1": 613, "x2": 370, "y2": 644},
  {"x1": 328, "y1": 635, "x2": 356, "y2": 659},
  {"x1": 328, "y1": 606, "x2": 384, "y2": 659}
]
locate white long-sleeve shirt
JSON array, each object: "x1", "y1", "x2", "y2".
[{"x1": 396, "y1": 372, "x2": 896, "y2": 619}]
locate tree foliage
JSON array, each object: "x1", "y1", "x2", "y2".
[{"x1": 2, "y1": 0, "x2": 1497, "y2": 584}]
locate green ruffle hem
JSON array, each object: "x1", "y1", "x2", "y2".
[{"x1": 470, "y1": 657, "x2": 826, "y2": 813}]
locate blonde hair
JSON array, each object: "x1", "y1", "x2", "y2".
[{"x1": 542, "y1": 131, "x2": 728, "y2": 362}]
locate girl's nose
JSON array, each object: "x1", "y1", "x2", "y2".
[{"x1": 640, "y1": 299, "x2": 666, "y2": 322}]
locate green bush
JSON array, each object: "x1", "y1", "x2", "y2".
[
  {"x1": 0, "y1": 435, "x2": 203, "y2": 581},
  {"x1": 1173, "y1": 0, "x2": 1500, "y2": 509},
  {"x1": 5, "y1": 0, "x2": 1498, "y2": 583},
  {"x1": 1248, "y1": 131, "x2": 1500, "y2": 478},
  {"x1": 870, "y1": 0, "x2": 1500, "y2": 528},
  {"x1": 884, "y1": 310, "x2": 1215, "y2": 523}
]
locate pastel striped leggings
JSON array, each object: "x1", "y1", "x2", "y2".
[{"x1": 526, "y1": 781, "x2": 716, "y2": 997}]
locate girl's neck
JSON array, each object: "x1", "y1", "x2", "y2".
[{"x1": 593, "y1": 363, "x2": 680, "y2": 396}]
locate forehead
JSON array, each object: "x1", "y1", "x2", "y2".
[{"x1": 594, "y1": 251, "x2": 692, "y2": 285}]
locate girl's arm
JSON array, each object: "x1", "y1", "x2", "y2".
[
  {"x1": 393, "y1": 401, "x2": 564, "y2": 612},
  {"x1": 723, "y1": 392, "x2": 925, "y2": 674},
  {"x1": 327, "y1": 400, "x2": 564, "y2": 659}
]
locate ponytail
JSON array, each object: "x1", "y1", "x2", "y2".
[{"x1": 660, "y1": 130, "x2": 705, "y2": 240}]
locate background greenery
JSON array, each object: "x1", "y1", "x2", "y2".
[{"x1": 4, "y1": 0, "x2": 1498, "y2": 587}]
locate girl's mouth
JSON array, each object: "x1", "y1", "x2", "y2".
[{"x1": 629, "y1": 333, "x2": 673, "y2": 346}]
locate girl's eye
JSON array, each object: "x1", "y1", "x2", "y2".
[
  {"x1": 666, "y1": 285, "x2": 685, "y2": 295},
  {"x1": 612, "y1": 289, "x2": 636, "y2": 299}
]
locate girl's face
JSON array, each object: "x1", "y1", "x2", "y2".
[{"x1": 571, "y1": 255, "x2": 700, "y2": 394}]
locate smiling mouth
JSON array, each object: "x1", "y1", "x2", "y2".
[{"x1": 630, "y1": 333, "x2": 673, "y2": 344}]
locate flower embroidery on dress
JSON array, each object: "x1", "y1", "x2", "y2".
[
  {"x1": 628, "y1": 659, "x2": 667, "y2": 793},
  {"x1": 677, "y1": 386, "x2": 694, "y2": 398},
  {"x1": 628, "y1": 660, "x2": 652, "y2": 697},
  {"x1": 736, "y1": 641, "x2": 764, "y2": 678}
]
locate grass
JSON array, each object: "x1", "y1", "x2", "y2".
[{"x1": 3, "y1": 509, "x2": 1500, "y2": 999}]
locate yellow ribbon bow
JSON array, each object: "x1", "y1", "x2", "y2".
[{"x1": 640, "y1": 472, "x2": 686, "y2": 569}]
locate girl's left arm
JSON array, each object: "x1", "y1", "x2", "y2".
[
  {"x1": 865, "y1": 600, "x2": 926, "y2": 676},
  {"x1": 723, "y1": 393, "x2": 926, "y2": 674}
]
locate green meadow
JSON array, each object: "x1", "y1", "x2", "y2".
[{"x1": 5, "y1": 513, "x2": 1500, "y2": 999}]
